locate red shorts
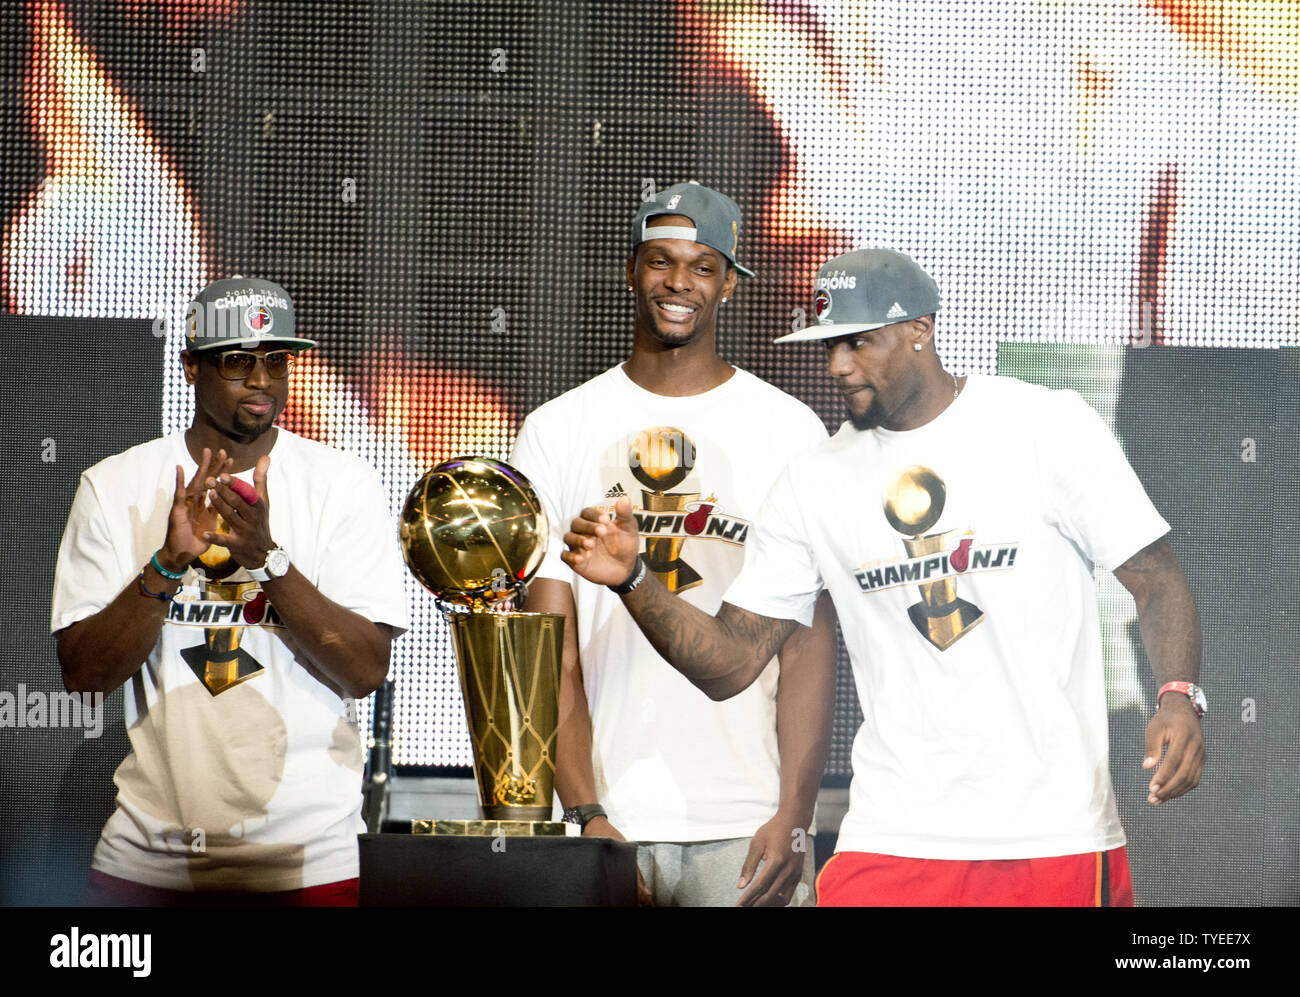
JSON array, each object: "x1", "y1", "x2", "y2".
[
  {"x1": 84, "y1": 869, "x2": 360, "y2": 907},
  {"x1": 816, "y1": 846, "x2": 1133, "y2": 907}
]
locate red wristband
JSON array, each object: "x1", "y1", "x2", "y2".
[{"x1": 1157, "y1": 681, "x2": 1207, "y2": 718}]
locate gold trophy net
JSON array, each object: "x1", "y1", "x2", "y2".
[{"x1": 448, "y1": 611, "x2": 563, "y2": 824}]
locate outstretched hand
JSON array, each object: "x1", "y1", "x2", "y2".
[{"x1": 561, "y1": 496, "x2": 641, "y2": 586}]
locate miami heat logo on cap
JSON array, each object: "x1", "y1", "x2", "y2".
[
  {"x1": 666, "y1": 194, "x2": 682, "y2": 210},
  {"x1": 815, "y1": 289, "x2": 832, "y2": 321},
  {"x1": 245, "y1": 305, "x2": 273, "y2": 334}
]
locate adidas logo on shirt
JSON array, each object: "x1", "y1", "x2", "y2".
[{"x1": 605, "y1": 483, "x2": 627, "y2": 498}]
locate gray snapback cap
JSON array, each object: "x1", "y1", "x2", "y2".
[
  {"x1": 631, "y1": 182, "x2": 755, "y2": 277},
  {"x1": 184, "y1": 276, "x2": 317, "y2": 353},
  {"x1": 775, "y1": 248, "x2": 940, "y2": 343}
]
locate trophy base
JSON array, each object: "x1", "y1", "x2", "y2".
[
  {"x1": 179, "y1": 644, "x2": 265, "y2": 696},
  {"x1": 411, "y1": 819, "x2": 569, "y2": 837},
  {"x1": 644, "y1": 554, "x2": 702, "y2": 593},
  {"x1": 907, "y1": 598, "x2": 984, "y2": 651}
]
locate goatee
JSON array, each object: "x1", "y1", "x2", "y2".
[{"x1": 848, "y1": 397, "x2": 886, "y2": 431}]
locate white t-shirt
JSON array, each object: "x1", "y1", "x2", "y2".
[
  {"x1": 726, "y1": 374, "x2": 1169, "y2": 860},
  {"x1": 510, "y1": 365, "x2": 828, "y2": 841},
  {"x1": 51, "y1": 429, "x2": 409, "y2": 891}
]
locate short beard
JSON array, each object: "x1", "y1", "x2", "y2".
[
  {"x1": 230, "y1": 411, "x2": 274, "y2": 444},
  {"x1": 848, "y1": 397, "x2": 886, "y2": 431}
]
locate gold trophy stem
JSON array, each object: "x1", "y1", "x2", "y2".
[
  {"x1": 180, "y1": 579, "x2": 264, "y2": 695},
  {"x1": 640, "y1": 490, "x2": 702, "y2": 593},
  {"x1": 901, "y1": 533, "x2": 984, "y2": 650}
]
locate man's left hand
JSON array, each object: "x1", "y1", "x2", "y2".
[
  {"x1": 736, "y1": 812, "x2": 808, "y2": 907},
  {"x1": 205, "y1": 456, "x2": 276, "y2": 569},
  {"x1": 1143, "y1": 694, "x2": 1205, "y2": 805}
]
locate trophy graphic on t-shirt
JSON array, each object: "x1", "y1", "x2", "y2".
[
  {"x1": 883, "y1": 464, "x2": 984, "y2": 651},
  {"x1": 179, "y1": 520, "x2": 266, "y2": 696},
  {"x1": 629, "y1": 426, "x2": 702, "y2": 593}
]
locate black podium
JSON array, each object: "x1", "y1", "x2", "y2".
[{"x1": 359, "y1": 833, "x2": 639, "y2": 906}]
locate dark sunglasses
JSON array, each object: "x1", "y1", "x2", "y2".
[{"x1": 208, "y1": 350, "x2": 295, "y2": 380}]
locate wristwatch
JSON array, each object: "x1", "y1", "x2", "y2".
[
  {"x1": 1157, "y1": 681, "x2": 1207, "y2": 718},
  {"x1": 562, "y1": 804, "x2": 607, "y2": 829},
  {"x1": 249, "y1": 546, "x2": 290, "y2": 582}
]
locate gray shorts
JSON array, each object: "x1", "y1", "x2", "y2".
[{"x1": 635, "y1": 836, "x2": 818, "y2": 907}]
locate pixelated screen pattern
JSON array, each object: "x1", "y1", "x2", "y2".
[
  {"x1": 998, "y1": 343, "x2": 1299, "y2": 905},
  {"x1": 3, "y1": 0, "x2": 1296, "y2": 783}
]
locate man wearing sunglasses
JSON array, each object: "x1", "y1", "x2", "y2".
[{"x1": 51, "y1": 277, "x2": 408, "y2": 905}]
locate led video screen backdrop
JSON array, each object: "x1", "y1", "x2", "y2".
[
  {"x1": 1000, "y1": 343, "x2": 1299, "y2": 906},
  {"x1": 2, "y1": 1, "x2": 1297, "y2": 904}
]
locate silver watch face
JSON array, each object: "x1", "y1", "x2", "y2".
[
  {"x1": 1189, "y1": 683, "x2": 1209, "y2": 715},
  {"x1": 264, "y1": 547, "x2": 290, "y2": 578}
]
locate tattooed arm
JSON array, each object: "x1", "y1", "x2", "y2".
[
  {"x1": 1113, "y1": 536, "x2": 1205, "y2": 805},
  {"x1": 562, "y1": 496, "x2": 799, "y2": 697}
]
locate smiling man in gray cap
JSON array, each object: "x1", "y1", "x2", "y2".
[
  {"x1": 511, "y1": 183, "x2": 836, "y2": 906},
  {"x1": 52, "y1": 277, "x2": 408, "y2": 905},
  {"x1": 563, "y1": 248, "x2": 1205, "y2": 906}
]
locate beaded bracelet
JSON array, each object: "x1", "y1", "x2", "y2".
[{"x1": 137, "y1": 572, "x2": 174, "y2": 602}]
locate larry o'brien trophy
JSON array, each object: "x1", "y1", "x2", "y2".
[
  {"x1": 399, "y1": 457, "x2": 565, "y2": 836},
  {"x1": 882, "y1": 464, "x2": 984, "y2": 651}
]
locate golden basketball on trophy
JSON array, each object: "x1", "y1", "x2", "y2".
[
  {"x1": 882, "y1": 465, "x2": 946, "y2": 537},
  {"x1": 400, "y1": 457, "x2": 564, "y2": 830},
  {"x1": 628, "y1": 425, "x2": 695, "y2": 491},
  {"x1": 399, "y1": 457, "x2": 549, "y2": 608}
]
